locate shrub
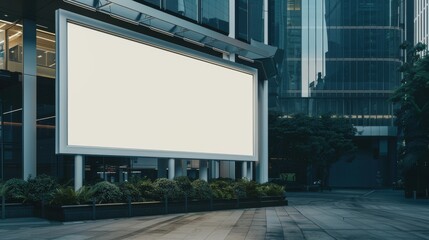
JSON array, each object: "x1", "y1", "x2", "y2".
[
  {"x1": 91, "y1": 181, "x2": 122, "y2": 203},
  {"x1": 174, "y1": 176, "x2": 193, "y2": 197},
  {"x1": 232, "y1": 181, "x2": 246, "y2": 198},
  {"x1": 191, "y1": 179, "x2": 212, "y2": 200},
  {"x1": 76, "y1": 185, "x2": 93, "y2": 204},
  {"x1": 235, "y1": 179, "x2": 259, "y2": 198},
  {"x1": 27, "y1": 174, "x2": 59, "y2": 203},
  {"x1": 210, "y1": 179, "x2": 235, "y2": 199},
  {"x1": 118, "y1": 182, "x2": 140, "y2": 202},
  {"x1": 137, "y1": 180, "x2": 155, "y2": 201},
  {"x1": 153, "y1": 178, "x2": 180, "y2": 200},
  {"x1": 257, "y1": 183, "x2": 285, "y2": 197},
  {"x1": 49, "y1": 187, "x2": 78, "y2": 206},
  {"x1": 3, "y1": 178, "x2": 28, "y2": 203},
  {"x1": 0, "y1": 183, "x2": 5, "y2": 198}
]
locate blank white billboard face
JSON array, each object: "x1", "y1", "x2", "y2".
[{"x1": 56, "y1": 10, "x2": 258, "y2": 161}]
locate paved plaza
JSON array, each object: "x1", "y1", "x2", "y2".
[{"x1": 1, "y1": 190, "x2": 429, "y2": 239}]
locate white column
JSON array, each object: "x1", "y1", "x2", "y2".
[
  {"x1": 22, "y1": 18, "x2": 37, "y2": 180},
  {"x1": 199, "y1": 160, "x2": 208, "y2": 181},
  {"x1": 247, "y1": 162, "x2": 253, "y2": 180},
  {"x1": 211, "y1": 160, "x2": 219, "y2": 179},
  {"x1": 263, "y1": 0, "x2": 268, "y2": 44},
  {"x1": 74, "y1": 155, "x2": 83, "y2": 191},
  {"x1": 256, "y1": 79, "x2": 269, "y2": 183},
  {"x1": 157, "y1": 158, "x2": 167, "y2": 178},
  {"x1": 229, "y1": 0, "x2": 235, "y2": 39},
  {"x1": 168, "y1": 158, "x2": 175, "y2": 179},
  {"x1": 220, "y1": 161, "x2": 235, "y2": 179},
  {"x1": 182, "y1": 160, "x2": 188, "y2": 176},
  {"x1": 256, "y1": 0, "x2": 269, "y2": 184},
  {"x1": 242, "y1": 162, "x2": 248, "y2": 179}
]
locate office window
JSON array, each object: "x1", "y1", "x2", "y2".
[
  {"x1": 201, "y1": 0, "x2": 229, "y2": 34},
  {"x1": 236, "y1": 0, "x2": 264, "y2": 42}
]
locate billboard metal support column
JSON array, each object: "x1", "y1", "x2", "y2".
[
  {"x1": 255, "y1": 0, "x2": 270, "y2": 184},
  {"x1": 247, "y1": 162, "x2": 253, "y2": 180},
  {"x1": 242, "y1": 161, "x2": 248, "y2": 179},
  {"x1": 168, "y1": 158, "x2": 175, "y2": 179},
  {"x1": 22, "y1": 18, "x2": 37, "y2": 180},
  {"x1": 74, "y1": 155, "x2": 83, "y2": 191},
  {"x1": 256, "y1": 80, "x2": 268, "y2": 183},
  {"x1": 211, "y1": 160, "x2": 219, "y2": 179}
]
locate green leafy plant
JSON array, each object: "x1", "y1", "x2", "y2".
[
  {"x1": 174, "y1": 176, "x2": 193, "y2": 197},
  {"x1": 137, "y1": 179, "x2": 155, "y2": 201},
  {"x1": 2, "y1": 178, "x2": 28, "y2": 203},
  {"x1": 118, "y1": 182, "x2": 140, "y2": 202},
  {"x1": 76, "y1": 185, "x2": 93, "y2": 204},
  {"x1": 27, "y1": 174, "x2": 59, "y2": 203},
  {"x1": 234, "y1": 179, "x2": 259, "y2": 198},
  {"x1": 257, "y1": 183, "x2": 285, "y2": 197},
  {"x1": 191, "y1": 179, "x2": 212, "y2": 200},
  {"x1": 153, "y1": 178, "x2": 180, "y2": 200},
  {"x1": 210, "y1": 179, "x2": 235, "y2": 199},
  {"x1": 49, "y1": 186, "x2": 78, "y2": 206},
  {"x1": 90, "y1": 181, "x2": 122, "y2": 204}
]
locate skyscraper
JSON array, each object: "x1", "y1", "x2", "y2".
[
  {"x1": 268, "y1": 0, "x2": 406, "y2": 187},
  {"x1": 414, "y1": 0, "x2": 429, "y2": 49}
]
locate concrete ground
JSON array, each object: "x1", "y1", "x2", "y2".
[{"x1": 1, "y1": 189, "x2": 429, "y2": 239}]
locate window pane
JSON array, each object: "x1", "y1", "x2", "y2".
[{"x1": 201, "y1": 0, "x2": 229, "y2": 34}]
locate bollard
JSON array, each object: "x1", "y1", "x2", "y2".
[
  {"x1": 165, "y1": 196, "x2": 168, "y2": 214},
  {"x1": 128, "y1": 196, "x2": 132, "y2": 217},
  {"x1": 1, "y1": 196, "x2": 5, "y2": 219},
  {"x1": 184, "y1": 194, "x2": 188, "y2": 213},
  {"x1": 92, "y1": 198, "x2": 96, "y2": 220},
  {"x1": 413, "y1": 190, "x2": 417, "y2": 200},
  {"x1": 210, "y1": 195, "x2": 213, "y2": 211},
  {"x1": 41, "y1": 196, "x2": 45, "y2": 219}
]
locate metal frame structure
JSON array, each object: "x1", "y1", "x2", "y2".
[
  {"x1": 62, "y1": 0, "x2": 277, "y2": 61},
  {"x1": 55, "y1": 9, "x2": 259, "y2": 162}
]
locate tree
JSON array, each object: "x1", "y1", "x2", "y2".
[
  {"x1": 390, "y1": 42, "x2": 429, "y2": 196},
  {"x1": 269, "y1": 113, "x2": 356, "y2": 189}
]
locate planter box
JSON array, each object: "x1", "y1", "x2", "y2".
[
  {"x1": 44, "y1": 196, "x2": 288, "y2": 222},
  {"x1": 0, "y1": 203, "x2": 35, "y2": 218}
]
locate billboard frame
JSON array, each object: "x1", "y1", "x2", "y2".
[{"x1": 55, "y1": 9, "x2": 258, "y2": 161}]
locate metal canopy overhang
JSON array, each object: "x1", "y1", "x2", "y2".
[{"x1": 63, "y1": 0, "x2": 277, "y2": 61}]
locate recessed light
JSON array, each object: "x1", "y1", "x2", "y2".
[
  {"x1": 38, "y1": 55, "x2": 42, "y2": 58},
  {"x1": 4, "y1": 14, "x2": 8, "y2": 17}
]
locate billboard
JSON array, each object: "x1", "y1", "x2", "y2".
[{"x1": 56, "y1": 10, "x2": 258, "y2": 161}]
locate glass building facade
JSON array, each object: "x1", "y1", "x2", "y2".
[
  {"x1": 269, "y1": 0, "x2": 404, "y2": 124},
  {"x1": 0, "y1": 0, "x2": 261, "y2": 183},
  {"x1": 140, "y1": 0, "x2": 229, "y2": 34},
  {"x1": 0, "y1": 0, "x2": 418, "y2": 188},
  {"x1": 267, "y1": 0, "x2": 406, "y2": 187},
  {"x1": 415, "y1": 0, "x2": 429, "y2": 49}
]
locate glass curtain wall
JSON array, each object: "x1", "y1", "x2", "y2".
[
  {"x1": 140, "y1": 0, "x2": 229, "y2": 34},
  {"x1": 269, "y1": 0, "x2": 403, "y2": 127},
  {"x1": 236, "y1": 0, "x2": 264, "y2": 42},
  {"x1": 0, "y1": 20, "x2": 70, "y2": 180}
]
